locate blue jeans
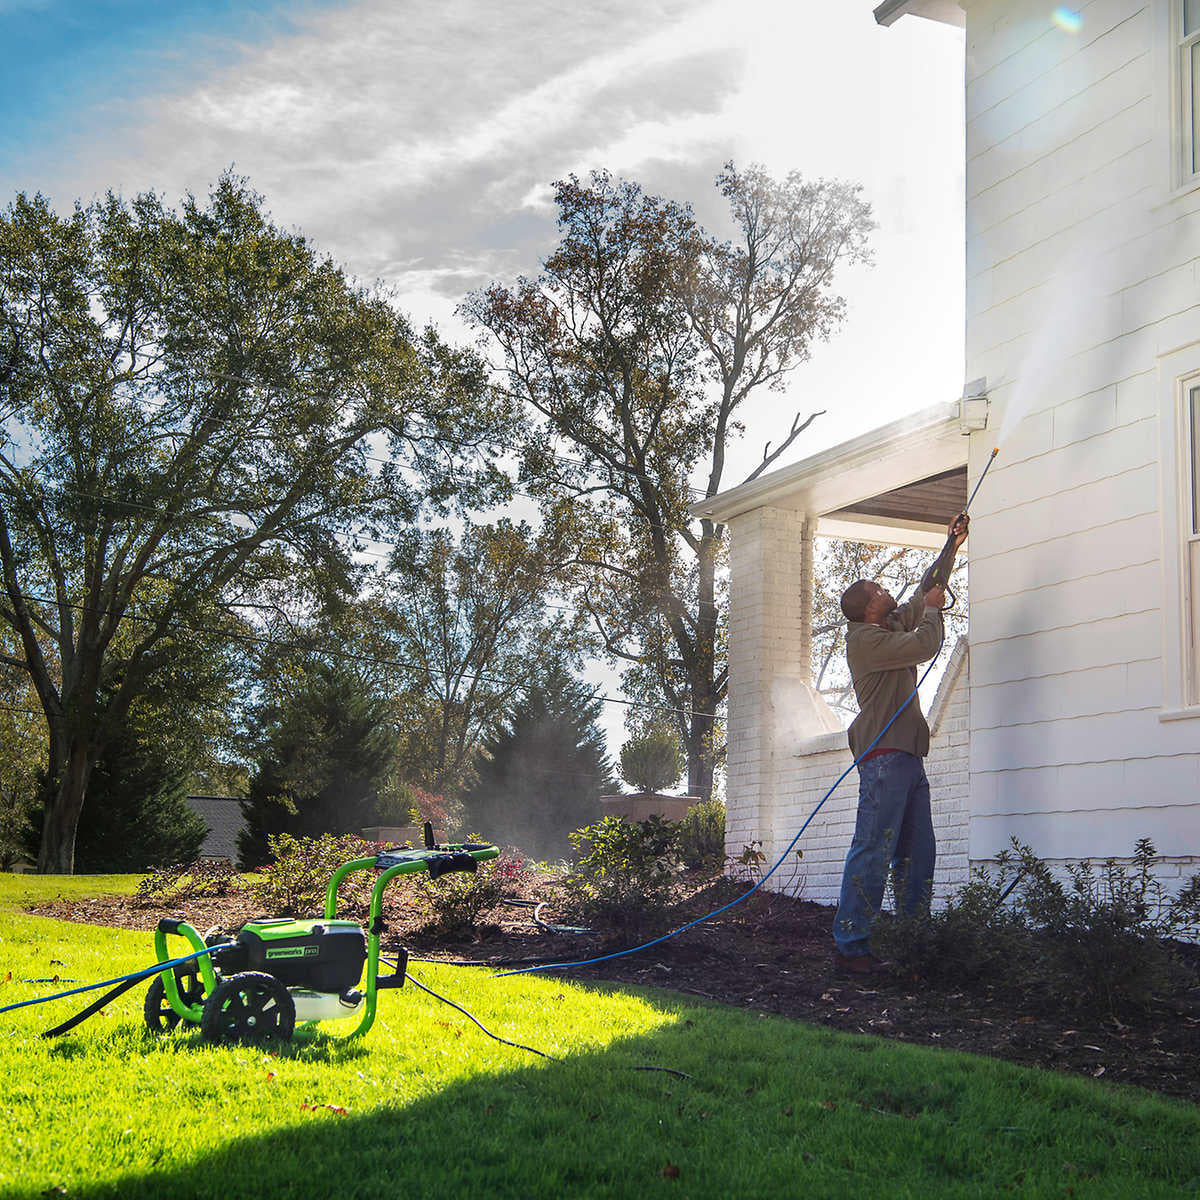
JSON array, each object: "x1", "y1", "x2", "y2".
[{"x1": 833, "y1": 752, "x2": 935, "y2": 957}]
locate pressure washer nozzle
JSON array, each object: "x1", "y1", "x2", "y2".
[{"x1": 991, "y1": 447, "x2": 1000, "y2": 456}]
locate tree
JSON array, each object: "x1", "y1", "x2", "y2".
[
  {"x1": 238, "y1": 660, "x2": 399, "y2": 868},
  {"x1": 465, "y1": 164, "x2": 872, "y2": 802},
  {"x1": 811, "y1": 537, "x2": 969, "y2": 721},
  {"x1": 461, "y1": 663, "x2": 614, "y2": 861},
  {"x1": 64, "y1": 721, "x2": 207, "y2": 873},
  {"x1": 371, "y1": 518, "x2": 589, "y2": 795},
  {"x1": 618, "y1": 724, "x2": 685, "y2": 793},
  {"x1": 0, "y1": 642, "x2": 43, "y2": 868},
  {"x1": 0, "y1": 176, "x2": 510, "y2": 871}
]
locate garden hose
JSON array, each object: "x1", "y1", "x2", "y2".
[
  {"x1": 0, "y1": 943, "x2": 236, "y2": 1035},
  {"x1": 397, "y1": 959, "x2": 692, "y2": 1080}
]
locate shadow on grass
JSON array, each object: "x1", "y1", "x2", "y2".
[{"x1": 40, "y1": 983, "x2": 1200, "y2": 1200}]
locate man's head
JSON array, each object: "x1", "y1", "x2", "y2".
[{"x1": 840, "y1": 579, "x2": 896, "y2": 625}]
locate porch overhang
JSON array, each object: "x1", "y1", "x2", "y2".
[
  {"x1": 873, "y1": 0, "x2": 965, "y2": 28},
  {"x1": 690, "y1": 400, "x2": 969, "y2": 550}
]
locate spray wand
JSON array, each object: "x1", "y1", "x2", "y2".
[{"x1": 919, "y1": 447, "x2": 1000, "y2": 605}]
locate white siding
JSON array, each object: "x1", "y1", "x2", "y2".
[{"x1": 965, "y1": 0, "x2": 1200, "y2": 869}]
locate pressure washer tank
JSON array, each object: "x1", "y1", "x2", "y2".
[{"x1": 290, "y1": 987, "x2": 365, "y2": 1023}]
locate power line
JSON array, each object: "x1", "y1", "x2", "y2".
[{"x1": 1, "y1": 588, "x2": 721, "y2": 725}]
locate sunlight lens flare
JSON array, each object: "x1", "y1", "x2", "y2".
[{"x1": 1052, "y1": 6, "x2": 1083, "y2": 32}]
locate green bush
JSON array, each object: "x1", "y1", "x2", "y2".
[
  {"x1": 677, "y1": 800, "x2": 725, "y2": 870},
  {"x1": 618, "y1": 727, "x2": 684, "y2": 793},
  {"x1": 135, "y1": 858, "x2": 245, "y2": 906},
  {"x1": 874, "y1": 838, "x2": 1200, "y2": 1018},
  {"x1": 562, "y1": 815, "x2": 679, "y2": 930},
  {"x1": 252, "y1": 832, "x2": 388, "y2": 916},
  {"x1": 411, "y1": 853, "x2": 528, "y2": 938}
]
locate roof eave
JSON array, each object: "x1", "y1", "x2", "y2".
[
  {"x1": 873, "y1": 0, "x2": 965, "y2": 28},
  {"x1": 689, "y1": 400, "x2": 967, "y2": 526}
]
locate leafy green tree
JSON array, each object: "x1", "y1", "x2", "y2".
[
  {"x1": 238, "y1": 660, "x2": 399, "y2": 868},
  {"x1": 462, "y1": 663, "x2": 614, "y2": 861},
  {"x1": 0, "y1": 176, "x2": 509, "y2": 871},
  {"x1": 466, "y1": 163, "x2": 872, "y2": 803},
  {"x1": 372, "y1": 518, "x2": 589, "y2": 796}
]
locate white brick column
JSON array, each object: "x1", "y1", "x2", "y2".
[{"x1": 726, "y1": 506, "x2": 842, "y2": 860}]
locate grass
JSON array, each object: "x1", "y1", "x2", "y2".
[{"x1": 0, "y1": 875, "x2": 1198, "y2": 1199}]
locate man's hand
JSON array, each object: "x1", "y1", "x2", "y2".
[
  {"x1": 948, "y1": 513, "x2": 969, "y2": 548},
  {"x1": 925, "y1": 584, "x2": 946, "y2": 609}
]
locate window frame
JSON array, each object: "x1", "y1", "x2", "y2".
[
  {"x1": 1181, "y1": 0, "x2": 1200, "y2": 183},
  {"x1": 1158, "y1": 344, "x2": 1200, "y2": 720},
  {"x1": 1155, "y1": 0, "x2": 1200, "y2": 199}
]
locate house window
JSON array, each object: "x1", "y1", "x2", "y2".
[
  {"x1": 1158, "y1": 349, "x2": 1200, "y2": 717},
  {"x1": 1182, "y1": 0, "x2": 1200, "y2": 180},
  {"x1": 1188, "y1": 384, "x2": 1200, "y2": 703}
]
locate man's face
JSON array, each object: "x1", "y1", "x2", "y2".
[{"x1": 863, "y1": 581, "x2": 896, "y2": 623}]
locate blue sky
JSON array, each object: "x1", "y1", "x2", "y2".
[
  {"x1": 0, "y1": 1, "x2": 310, "y2": 165},
  {"x1": 1, "y1": 2, "x2": 966, "y2": 468},
  {"x1": 2, "y1": 0, "x2": 967, "y2": 746}
]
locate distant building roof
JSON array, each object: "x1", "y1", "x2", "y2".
[{"x1": 186, "y1": 795, "x2": 245, "y2": 861}]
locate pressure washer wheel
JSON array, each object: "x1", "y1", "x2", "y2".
[
  {"x1": 200, "y1": 971, "x2": 296, "y2": 1044},
  {"x1": 144, "y1": 965, "x2": 208, "y2": 1032}
]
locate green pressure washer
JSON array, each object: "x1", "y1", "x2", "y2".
[{"x1": 145, "y1": 826, "x2": 498, "y2": 1045}]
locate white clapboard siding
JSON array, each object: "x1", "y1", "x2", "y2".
[{"x1": 964, "y1": 0, "x2": 1200, "y2": 871}]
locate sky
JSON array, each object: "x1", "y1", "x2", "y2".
[{"x1": 1, "y1": 0, "x2": 967, "y2": 758}]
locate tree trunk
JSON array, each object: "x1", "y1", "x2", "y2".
[
  {"x1": 37, "y1": 739, "x2": 92, "y2": 874},
  {"x1": 686, "y1": 700, "x2": 717, "y2": 803}
]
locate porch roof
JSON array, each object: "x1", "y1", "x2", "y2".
[
  {"x1": 689, "y1": 400, "x2": 969, "y2": 550},
  {"x1": 873, "y1": 0, "x2": 965, "y2": 27}
]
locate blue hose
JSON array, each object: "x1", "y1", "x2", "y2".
[
  {"x1": 497, "y1": 630, "x2": 947, "y2": 978},
  {"x1": 0, "y1": 943, "x2": 235, "y2": 1016}
]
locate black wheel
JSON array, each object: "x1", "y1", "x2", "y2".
[
  {"x1": 201, "y1": 971, "x2": 295, "y2": 1044},
  {"x1": 144, "y1": 964, "x2": 208, "y2": 1033}
]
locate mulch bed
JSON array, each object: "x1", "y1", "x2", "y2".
[{"x1": 28, "y1": 871, "x2": 1200, "y2": 1106}]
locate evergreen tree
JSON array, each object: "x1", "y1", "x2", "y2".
[
  {"x1": 239, "y1": 662, "x2": 398, "y2": 868},
  {"x1": 463, "y1": 665, "x2": 615, "y2": 861},
  {"x1": 23, "y1": 721, "x2": 207, "y2": 873}
]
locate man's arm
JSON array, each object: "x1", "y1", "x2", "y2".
[{"x1": 858, "y1": 602, "x2": 944, "y2": 671}]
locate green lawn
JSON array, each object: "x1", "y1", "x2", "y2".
[{"x1": 1, "y1": 874, "x2": 1198, "y2": 1200}]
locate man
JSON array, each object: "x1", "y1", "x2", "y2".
[{"x1": 832, "y1": 514, "x2": 969, "y2": 975}]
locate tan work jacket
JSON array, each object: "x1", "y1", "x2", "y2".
[{"x1": 845, "y1": 590, "x2": 943, "y2": 762}]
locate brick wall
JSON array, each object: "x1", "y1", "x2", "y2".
[{"x1": 739, "y1": 638, "x2": 973, "y2": 908}]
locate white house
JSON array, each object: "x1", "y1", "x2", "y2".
[{"x1": 696, "y1": 0, "x2": 1200, "y2": 905}]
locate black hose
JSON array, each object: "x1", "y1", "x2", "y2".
[{"x1": 393, "y1": 959, "x2": 692, "y2": 1081}]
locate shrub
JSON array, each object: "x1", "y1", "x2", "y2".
[
  {"x1": 411, "y1": 852, "x2": 527, "y2": 938},
  {"x1": 618, "y1": 728, "x2": 684, "y2": 793},
  {"x1": 135, "y1": 858, "x2": 245, "y2": 906},
  {"x1": 874, "y1": 838, "x2": 1200, "y2": 1018},
  {"x1": 561, "y1": 815, "x2": 679, "y2": 930},
  {"x1": 252, "y1": 832, "x2": 388, "y2": 917},
  {"x1": 677, "y1": 800, "x2": 725, "y2": 870}
]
